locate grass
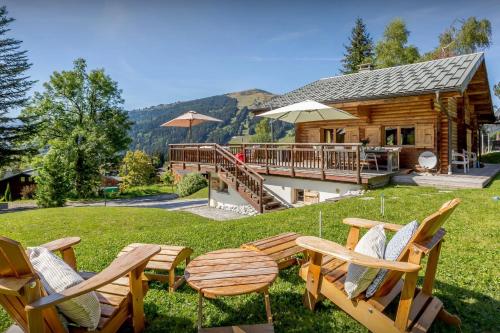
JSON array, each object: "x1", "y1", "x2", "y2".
[
  {"x1": 480, "y1": 151, "x2": 500, "y2": 164},
  {"x1": 181, "y1": 186, "x2": 208, "y2": 199},
  {"x1": 0, "y1": 177, "x2": 499, "y2": 332}
]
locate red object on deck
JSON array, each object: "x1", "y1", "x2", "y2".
[{"x1": 235, "y1": 152, "x2": 245, "y2": 163}]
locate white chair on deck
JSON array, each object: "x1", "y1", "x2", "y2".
[
  {"x1": 360, "y1": 147, "x2": 378, "y2": 171},
  {"x1": 465, "y1": 149, "x2": 478, "y2": 169},
  {"x1": 451, "y1": 150, "x2": 468, "y2": 174}
]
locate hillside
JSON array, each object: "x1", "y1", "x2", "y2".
[{"x1": 128, "y1": 89, "x2": 292, "y2": 154}]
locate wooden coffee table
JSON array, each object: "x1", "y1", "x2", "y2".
[{"x1": 185, "y1": 248, "x2": 279, "y2": 332}]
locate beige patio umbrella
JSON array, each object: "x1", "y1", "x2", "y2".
[
  {"x1": 161, "y1": 110, "x2": 222, "y2": 141},
  {"x1": 257, "y1": 100, "x2": 357, "y2": 123}
]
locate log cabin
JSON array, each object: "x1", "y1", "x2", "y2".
[
  {"x1": 252, "y1": 52, "x2": 495, "y2": 174},
  {"x1": 169, "y1": 53, "x2": 496, "y2": 213}
]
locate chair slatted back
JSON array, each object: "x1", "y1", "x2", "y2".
[
  {"x1": 0, "y1": 237, "x2": 66, "y2": 333},
  {"x1": 374, "y1": 199, "x2": 460, "y2": 297}
]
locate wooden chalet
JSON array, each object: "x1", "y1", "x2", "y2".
[
  {"x1": 253, "y1": 52, "x2": 495, "y2": 173},
  {"x1": 169, "y1": 53, "x2": 496, "y2": 213}
]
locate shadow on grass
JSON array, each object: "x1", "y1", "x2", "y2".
[{"x1": 139, "y1": 267, "x2": 499, "y2": 333}]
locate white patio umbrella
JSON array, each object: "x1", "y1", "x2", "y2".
[
  {"x1": 257, "y1": 100, "x2": 357, "y2": 123},
  {"x1": 161, "y1": 110, "x2": 222, "y2": 141}
]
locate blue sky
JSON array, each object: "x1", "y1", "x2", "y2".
[{"x1": 5, "y1": 0, "x2": 500, "y2": 114}]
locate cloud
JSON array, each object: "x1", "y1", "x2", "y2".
[{"x1": 267, "y1": 28, "x2": 319, "y2": 42}]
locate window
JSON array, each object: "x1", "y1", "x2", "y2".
[
  {"x1": 323, "y1": 128, "x2": 345, "y2": 143},
  {"x1": 385, "y1": 127, "x2": 398, "y2": 145},
  {"x1": 294, "y1": 189, "x2": 304, "y2": 203},
  {"x1": 20, "y1": 177, "x2": 25, "y2": 183},
  {"x1": 323, "y1": 129, "x2": 333, "y2": 143},
  {"x1": 401, "y1": 127, "x2": 415, "y2": 145},
  {"x1": 335, "y1": 128, "x2": 345, "y2": 143}
]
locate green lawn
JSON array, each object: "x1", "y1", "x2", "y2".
[
  {"x1": 0, "y1": 177, "x2": 498, "y2": 332},
  {"x1": 181, "y1": 186, "x2": 208, "y2": 199}
]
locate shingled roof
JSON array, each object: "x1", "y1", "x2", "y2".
[{"x1": 260, "y1": 53, "x2": 486, "y2": 109}]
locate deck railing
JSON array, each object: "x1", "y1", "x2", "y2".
[
  {"x1": 169, "y1": 142, "x2": 362, "y2": 184},
  {"x1": 169, "y1": 143, "x2": 265, "y2": 212}
]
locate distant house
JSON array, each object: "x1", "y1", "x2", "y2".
[{"x1": 0, "y1": 169, "x2": 37, "y2": 200}]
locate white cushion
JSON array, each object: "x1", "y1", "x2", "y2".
[
  {"x1": 344, "y1": 225, "x2": 386, "y2": 299},
  {"x1": 365, "y1": 220, "x2": 419, "y2": 298},
  {"x1": 28, "y1": 247, "x2": 101, "y2": 330}
]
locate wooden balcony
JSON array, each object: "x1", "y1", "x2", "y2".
[{"x1": 169, "y1": 143, "x2": 398, "y2": 187}]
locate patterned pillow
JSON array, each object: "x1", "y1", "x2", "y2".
[
  {"x1": 344, "y1": 225, "x2": 386, "y2": 299},
  {"x1": 28, "y1": 247, "x2": 101, "y2": 330},
  {"x1": 365, "y1": 220, "x2": 419, "y2": 298}
]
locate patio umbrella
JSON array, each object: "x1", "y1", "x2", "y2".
[
  {"x1": 161, "y1": 110, "x2": 222, "y2": 141},
  {"x1": 257, "y1": 100, "x2": 357, "y2": 123}
]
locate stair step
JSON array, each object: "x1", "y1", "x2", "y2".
[{"x1": 264, "y1": 201, "x2": 281, "y2": 210}]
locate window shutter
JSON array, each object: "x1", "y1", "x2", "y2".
[
  {"x1": 364, "y1": 126, "x2": 381, "y2": 146},
  {"x1": 345, "y1": 127, "x2": 359, "y2": 143},
  {"x1": 415, "y1": 124, "x2": 435, "y2": 148}
]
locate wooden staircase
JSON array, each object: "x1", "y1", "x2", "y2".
[{"x1": 213, "y1": 145, "x2": 286, "y2": 213}]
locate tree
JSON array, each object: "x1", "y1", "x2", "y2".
[
  {"x1": 251, "y1": 119, "x2": 272, "y2": 142},
  {"x1": 23, "y1": 58, "x2": 132, "y2": 198},
  {"x1": 423, "y1": 17, "x2": 492, "y2": 60},
  {"x1": 341, "y1": 18, "x2": 374, "y2": 74},
  {"x1": 494, "y1": 82, "x2": 499, "y2": 99},
  {"x1": 0, "y1": 6, "x2": 36, "y2": 168},
  {"x1": 35, "y1": 148, "x2": 71, "y2": 207},
  {"x1": 375, "y1": 19, "x2": 420, "y2": 68},
  {"x1": 119, "y1": 150, "x2": 155, "y2": 190}
]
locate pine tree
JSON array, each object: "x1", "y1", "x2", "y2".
[
  {"x1": 341, "y1": 18, "x2": 374, "y2": 74},
  {"x1": 0, "y1": 6, "x2": 36, "y2": 168}
]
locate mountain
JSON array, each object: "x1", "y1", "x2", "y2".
[{"x1": 128, "y1": 89, "x2": 291, "y2": 154}]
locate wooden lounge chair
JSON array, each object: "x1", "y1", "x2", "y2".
[
  {"x1": 118, "y1": 243, "x2": 193, "y2": 292},
  {"x1": 241, "y1": 232, "x2": 305, "y2": 269},
  {"x1": 297, "y1": 199, "x2": 461, "y2": 333},
  {"x1": 0, "y1": 236, "x2": 160, "y2": 333}
]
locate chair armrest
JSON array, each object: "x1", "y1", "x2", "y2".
[
  {"x1": 39, "y1": 237, "x2": 81, "y2": 252},
  {"x1": 343, "y1": 218, "x2": 402, "y2": 232},
  {"x1": 26, "y1": 244, "x2": 160, "y2": 311},
  {"x1": 297, "y1": 236, "x2": 420, "y2": 273}
]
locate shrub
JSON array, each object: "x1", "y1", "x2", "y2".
[
  {"x1": 176, "y1": 173, "x2": 207, "y2": 197},
  {"x1": 36, "y1": 149, "x2": 71, "y2": 208},
  {"x1": 119, "y1": 150, "x2": 156, "y2": 191},
  {"x1": 20, "y1": 184, "x2": 36, "y2": 200},
  {"x1": 161, "y1": 169, "x2": 176, "y2": 192}
]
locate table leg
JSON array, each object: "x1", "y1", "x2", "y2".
[
  {"x1": 197, "y1": 291, "x2": 204, "y2": 329},
  {"x1": 263, "y1": 289, "x2": 272, "y2": 324}
]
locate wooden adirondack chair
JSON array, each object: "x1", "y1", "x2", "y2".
[
  {"x1": 297, "y1": 198, "x2": 461, "y2": 333},
  {"x1": 0, "y1": 236, "x2": 160, "y2": 333}
]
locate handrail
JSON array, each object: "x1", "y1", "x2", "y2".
[{"x1": 169, "y1": 143, "x2": 265, "y2": 212}]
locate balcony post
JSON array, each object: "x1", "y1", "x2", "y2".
[
  {"x1": 356, "y1": 145, "x2": 361, "y2": 184},
  {"x1": 291, "y1": 145, "x2": 295, "y2": 177},
  {"x1": 265, "y1": 144, "x2": 269, "y2": 174},
  {"x1": 259, "y1": 178, "x2": 264, "y2": 214},
  {"x1": 197, "y1": 146, "x2": 201, "y2": 171},
  {"x1": 320, "y1": 145, "x2": 325, "y2": 180}
]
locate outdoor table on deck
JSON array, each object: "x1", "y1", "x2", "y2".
[
  {"x1": 364, "y1": 147, "x2": 401, "y2": 172},
  {"x1": 185, "y1": 248, "x2": 279, "y2": 332}
]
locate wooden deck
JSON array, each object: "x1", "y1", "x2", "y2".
[
  {"x1": 392, "y1": 163, "x2": 500, "y2": 189},
  {"x1": 171, "y1": 162, "x2": 397, "y2": 188}
]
